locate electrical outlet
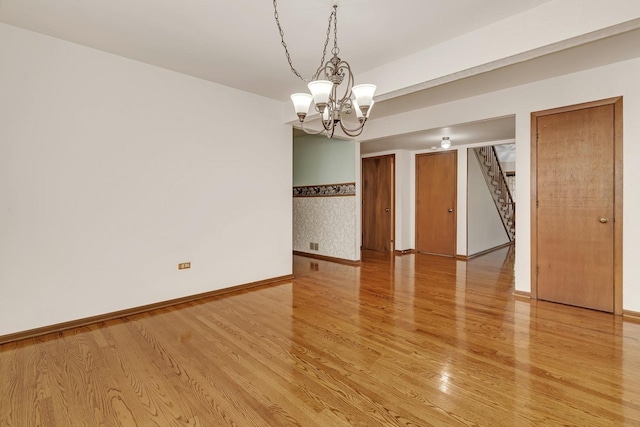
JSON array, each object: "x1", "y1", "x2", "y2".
[{"x1": 178, "y1": 262, "x2": 191, "y2": 270}]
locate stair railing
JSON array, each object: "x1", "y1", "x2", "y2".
[{"x1": 473, "y1": 146, "x2": 516, "y2": 241}]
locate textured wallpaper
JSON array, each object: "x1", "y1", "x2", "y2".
[{"x1": 293, "y1": 196, "x2": 357, "y2": 261}]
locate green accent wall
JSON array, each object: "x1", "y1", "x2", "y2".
[{"x1": 293, "y1": 135, "x2": 355, "y2": 186}]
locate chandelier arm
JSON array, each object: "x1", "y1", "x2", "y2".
[
  {"x1": 338, "y1": 119, "x2": 366, "y2": 137},
  {"x1": 298, "y1": 103, "x2": 335, "y2": 136},
  {"x1": 322, "y1": 119, "x2": 334, "y2": 132},
  {"x1": 304, "y1": 124, "x2": 333, "y2": 139},
  {"x1": 337, "y1": 104, "x2": 365, "y2": 137},
  {"x1": 300, "y1": 121, "x2": 330, "y2": 136},
  {"x1": 273, "y1": 0, "x2": 335, "y2": 82},
  {"x1": 321, "y1": 103, "x2": 335, "y2": 132},
  {"x1": 337, "y1": 62, "x2": 354, "y2": 107}
]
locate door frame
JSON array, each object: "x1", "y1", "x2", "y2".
[
  {"x1": 530, "y1": 97, "x2": 623, "y2": 314},
  {"x1": 415, "y1": 151, "x2": 458, "y2": 256},
  {"x1": 361, "y1": 154, "x2": 395, "y2": 252}
]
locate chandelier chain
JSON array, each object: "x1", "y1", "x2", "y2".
[
  {"x1": 273, "y1": 0, "x2": 336, "y2": 82},
  {"x1": 332, "y1": 5, "x2": 339, "y2": 56}
]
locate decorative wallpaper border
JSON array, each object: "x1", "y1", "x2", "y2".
[{"x1": 293, "y1": 182, "x2": 356, "y2": 197}]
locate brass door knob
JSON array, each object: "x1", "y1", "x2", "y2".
[
  {"x1": 599, "y1": 217, "x2": 609, "y2": 223},
  {"x1": 448, "y1": 208, "x2": 453, "y2": 213}
]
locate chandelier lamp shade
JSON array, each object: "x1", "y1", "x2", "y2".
[{"x1": 273, "y1": 1, "x2": 376, "y2": 138}]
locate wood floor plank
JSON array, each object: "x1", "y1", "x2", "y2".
[{"x1": 2, "y1": 248, "x2": 640, "y2": 426}]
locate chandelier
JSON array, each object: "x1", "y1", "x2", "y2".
[{"x1": 273, "y1": 1, "x2": 376, "y2": 138}]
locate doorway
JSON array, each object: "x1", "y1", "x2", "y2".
[
  {"x1": 362, "y1": 155, "x2": 395, "y2": 252},
  {"x1": 416, "y1": 151, "x2": 457, "y2": 256},
  {"x1": 467, "y1": 144, "x2": 514, "y2": 257},
  {"x1": 531, "y1": 97, "x2": 622, "y2": 314}
]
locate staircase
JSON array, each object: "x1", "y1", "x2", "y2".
[{"x1": 473, "y1": 146, "x2": 515, "y2": 241}]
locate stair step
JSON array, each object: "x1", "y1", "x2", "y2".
[
  {"x1": 495, "y1": 190, "x2": 502, "y2": 195},
  {"x1": 488, "y1": 171, "x2": 495, "y2": 176}
]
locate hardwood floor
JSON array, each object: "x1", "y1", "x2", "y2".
[{"x1": 2, "y1": 248, "x2": 640, "y2": 426}]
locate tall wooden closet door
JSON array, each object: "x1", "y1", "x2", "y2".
[{"x1": 416, "y1": 152, "x2": 457, "y2": 256}]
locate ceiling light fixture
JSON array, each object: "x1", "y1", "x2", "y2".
[
  {"x1": 441, "y1": 137, "x2": 451, "y2": 149},
  {"x1": 273, "y1": 1, "x2": 376, "y2": 138}
]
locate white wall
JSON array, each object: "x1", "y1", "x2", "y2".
[
  {"x1": 456, "y1": 148, "x2": 467, "y2": 256},
  {"x1": 501, "y1": 161, "x2": 516, "y2": 172},
  {"x1": 0, "y1": 23, "x2": 292, "y2": 336},
  {"x1": 395, "y1": 150, "x2": 412, "y2": 251},
  {"x1": 467, "y1": 151, "x2": 510, "y2": 255}
]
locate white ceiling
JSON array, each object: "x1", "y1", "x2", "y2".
[
  {"x1": 359, "y1": 27, "x2": 640, "y2": 152},
  {"x1": 361, "y1": 116, "x2": 515, "y2": 154},
  {"x1": 2, "y1": 1, "x2": 636, "y2": 154},
  {"x1": 0, "y1": 0, "x2": 552, "y2": 102}
]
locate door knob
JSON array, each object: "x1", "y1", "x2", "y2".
[
  {"x1": 599, "y1": 217, "x2": 609, "y2": 223},
  {"x1": 385, "y1": 208, "x2": 390, "y2": 212},
  {"x1": 448, "y1": 208, "x2": 453, "y2": 213}
]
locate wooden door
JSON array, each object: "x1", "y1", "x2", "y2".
[
  {"x1": 533, "y1": 98, "x2": 622, "y2": 313},
  {"x1": 416, "y1": 151, "x2": 457, "y2": 256},
  {"x1": 362, "y1": 155, "x2": 394, "y2": 252}
]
